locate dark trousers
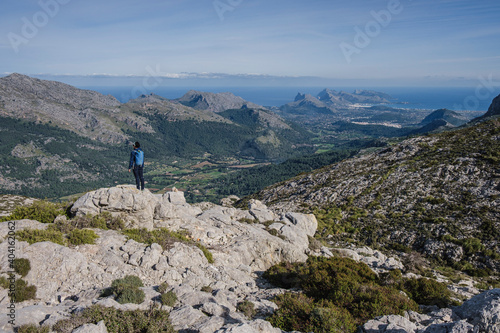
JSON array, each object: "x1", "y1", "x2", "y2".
[{"x1": 133, "y1": 165, "x2": 145, "y2": 190}]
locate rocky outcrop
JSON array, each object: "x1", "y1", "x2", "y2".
[
  {"x1": 70, "y1": 185, "x2": 316, "y2": 270},
  {"x1": 0, "y1": 186, "x2": 316, "y2": 332}
]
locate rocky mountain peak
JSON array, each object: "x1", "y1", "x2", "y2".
[
  {"x1": 176, "y1": 90, "x2": 263, "y2": 113},
  {"x1": 481, "y1": 93, "x2": 500, "y2": 119}
]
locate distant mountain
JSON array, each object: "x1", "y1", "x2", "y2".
[
  {"x1": 123, "y1": 93, "x2": 232, "y2": 124},
  {"x1": 279, "y1": 89, "x2": 392, "y2": 116},
  {"x1": 0, "y1": 73, "x2": 152, "y2": 144},
  {"x1": 318, "y1": 88, "x2": 391, "y2": 106},
  {"x1": 419, "y1": 109, "x2": 469, "y2": 127},
  {"x1": 280, "y1": 93, "x2": 335, "y2": 115},
  {"x1": 175, "y1": 90, "x2": 263, "y2": 113}
]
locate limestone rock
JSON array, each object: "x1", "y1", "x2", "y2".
[
  {"x1": 454, "y1": 288, "x2": 500, "y2": 333},
  {"x1": 72, "y1": 320, "x2": 108, "y2": 333}
]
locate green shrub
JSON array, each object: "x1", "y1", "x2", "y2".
[
  {"x1": 12, "y1": 279, "x2": 37, "y2": 302},
  {"x1": 237, "y1": 300, "x2": 256, "y2": 318},
  {"x1": 268, "y1": 293, "x2": 356, "y2": 333},
  {"x1": 16, "y1": 228, "x2": 66, "y2": 246},
  {"x1": 67, "y1": 229, "x2": 99, "y2": 246},
  {"x1": 13, "y1": 258, "x2": 31, "y2": 277},
  {"x1": 116, "y1": 287, "x2": 145, "y2": 305},
  {"x1": 105, "y1": 275, "x2": 145, "y2": 305},
  {"x1": 52, "y1": 305, "x2": 175, "y2": 333},
  {"x1": 403, "y1": 278, "x2": 455, "y2": 308},
  {"x1": 0, "y1": 200, "x2": 65, "y2": 224},
  {"x1": 264, "y1": 257, "x2": 418, "y2": 328},
  {"x1": 16, "y1": 324, "x2": 50, "y2": 333},
  {"x1": 160, "y1": 291, "x2": 177, "y2": 307}
]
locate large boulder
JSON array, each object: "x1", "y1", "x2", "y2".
[
  {"x1": 71, "y1": 186, "x2": 158, "y2": 229},
  {"x1": 454, "y1": 288, "x2": 500, "y2": 333}
]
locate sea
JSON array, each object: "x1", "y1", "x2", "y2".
[{"x1": 82, "y1": 86, "x2": 497, "y2": 112}]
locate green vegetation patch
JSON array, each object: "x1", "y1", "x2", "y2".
[
  {"x1": 13, "y1": 258, "x2": 31, "y2": 277},
  {"x1": 0, "y1": 200, "x2": 66, "y2": 224},
  {"x1": 16, "y1": 226, "x2": 99, "y2": 247},
  {"x1": 102, "y1": 275, "x2": 145, "y2": 305},
  {"x1": 52, "y1": 304, "x2": 175, "y2": 333},
  {"x1": 264, "y1": 256, "x2": 417, "y2": 331}
]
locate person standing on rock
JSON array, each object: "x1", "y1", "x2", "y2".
[{"x1": 128, "y1": 141, "x2": 145, "y2": 190}]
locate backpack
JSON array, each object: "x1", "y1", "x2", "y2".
[{"x1": 134, "y1": 149, "x2": 144, "y2": 166}]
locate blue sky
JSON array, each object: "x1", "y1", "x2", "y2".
[{"x1": 1, "y1": 0, "x2": 499, "y2": 86}]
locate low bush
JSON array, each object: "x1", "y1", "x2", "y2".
[
  {"x1": 16, "y1": 228, "x2": 66, "y2": 246},
  {"x1": 264, "y1": 256, "x2": 419, "y2": 330},
  {"x1": 0, "y1": 200, "x2": 65, "y2": 224},
  {"x1": 13, "y1": 258, "x2": 31, "y2": 277},
  {"x1": 12, "y1": 279, "x2": 37, "y2": 302},
  {"x1": 402, "y1": 278, "x2": 456, "y2": 308},
  {"x1": 52, "y1": 304, "x2": 175, "y2": 333},
  {"x1": 66, "y1": 229, "x2": 99, "y2": 246},
  {"x1": 116, "y1": 287, "x2": 145, "y2": 305},
  {"x1": 268, "y1": 292, "x2": 356, "y2": 333},
  {"x1": 103, "y1": 275, "x2": 145, "y2": 305}
]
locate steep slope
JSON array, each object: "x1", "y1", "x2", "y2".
[
  {"x1": 0, "y1": 73, "x2": 152, "y2": 143},
  {"x1": 254, "y1": 118, "x2": 500, "y2": 274},
  {"x1": 175, "y1": 90, "x2": 263, "y2": 113},
  {"x1": 478, "y1": 93, "x2": 500, "y2": 119}
]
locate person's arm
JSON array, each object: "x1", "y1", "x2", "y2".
[{"x1": 128, "y1": 150, "x2": 135, "y2": 170}]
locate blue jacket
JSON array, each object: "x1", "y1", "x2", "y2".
[{"x1": 129, "y1": 148, "x2": 144, "y2": 169}]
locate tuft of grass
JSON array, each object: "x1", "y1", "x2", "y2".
[
  {"x1": 160, "y1": 291, "x2": 177, "y2": 307},
  {"x1": 16, "y1": 324, "x2": 50, "y2": 333},
  {"x1": 237, "y1": 300, "x2": 256, "y2": 318}
]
